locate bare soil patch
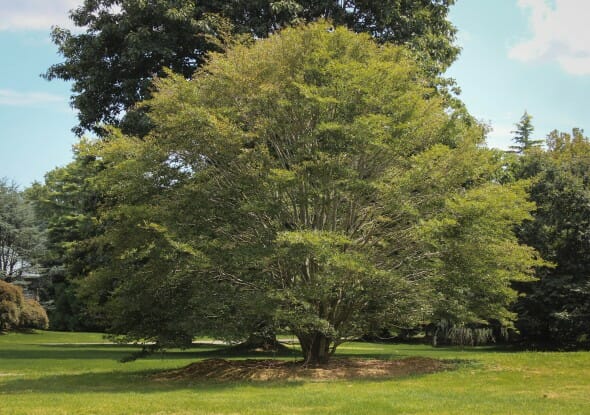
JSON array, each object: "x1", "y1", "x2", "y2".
[{"x1": 153, "y1": 357, "x2": 451, "y2": 382}]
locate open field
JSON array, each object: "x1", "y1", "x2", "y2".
[{"x1": 1, "y1": 331, "x2": 589, "y2": 414}]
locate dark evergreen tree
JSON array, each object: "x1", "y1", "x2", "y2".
[
  {"x1": 45, "y1": 0, "x2": 459, "y2": 136},
  {"x1": 27, "y1": 149, "x2": 106, "y2": 331},
  {"x1": 512, "y1": 128, "x2": 590, "y2": 347},
  {"x1": 509, "y1": 111, "x2": 543, "y2": 154}
]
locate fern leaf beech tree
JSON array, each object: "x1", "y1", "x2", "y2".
[
  {"x1": 83, "y1": 24, "x2": 542, "y2": 364},
  {"x1": 45, "y1": 0, "x2": 458, "y2": 136}
]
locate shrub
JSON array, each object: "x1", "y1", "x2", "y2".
[
  {"x1": 0, "y1": 280, "x2": 24, "y2": 331},
  {"x1": 0, "y1": 280, "x2": 49, "y2": 331},
  {"x1": 20, "y1": 299, "x2": 49, "y2": 330},
  {"x1": 432, "y1": 320, "x2": 498, "y2": 347}
]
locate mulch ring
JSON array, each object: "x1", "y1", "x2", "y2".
[{"x1": 152, "y1": 356, "x2": 452, "y2": 382}]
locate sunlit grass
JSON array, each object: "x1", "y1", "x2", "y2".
[{"x1": 1, "y1": 331, "x2": 589, "y2": 414}]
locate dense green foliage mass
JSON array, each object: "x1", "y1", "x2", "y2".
[
  {"x1": 45, "y1": 0, "x2": 458, "y2": 135},
  {"x1": 39, "y1": 0, "x2": 461, "y2": 339},
  {"x1": 74, "y1": 24, "x2": 541, "y2": 363},
  {"x1": 27, "y1": 152, "x2": 105, "y2": 331},
  {"x1": 512, "y1": 128, "x2": 590, "y2": 347}
]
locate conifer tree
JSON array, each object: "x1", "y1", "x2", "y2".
[{"x1": 509, "y1": 111, "x2": 543, "y2": 153}]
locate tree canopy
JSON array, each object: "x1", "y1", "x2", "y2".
[
  {"x1": 45, "y1": 0, "x2": 458, "y2": 136},
  {"x1": 74, "y1": 23, "x2": 541, "y2": 364},
  {"x1": 512, "y1": 128, "x2": 590, "y2": 347},
  {"x1": 27, "y1": 151, "x2": 106, "y2": 331}
]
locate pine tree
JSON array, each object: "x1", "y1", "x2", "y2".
[{"x1": 509, "y1": 111, "x2": 543, "y2": 153}]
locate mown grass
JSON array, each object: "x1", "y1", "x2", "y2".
[{"x1": 0, "y1": 331, "x2": 589, "y2": 414}]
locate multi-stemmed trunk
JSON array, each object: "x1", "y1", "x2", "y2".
[{"x1": 297, "y1": 332, "x2": 333, "y2": 365}]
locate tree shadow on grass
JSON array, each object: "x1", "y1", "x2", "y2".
[
  {"x1": 0, "y1": 342, "x2": 474, "y2": 394},
  {"x1": 0, "y1": 347, "x2": 136, "y2": 361},
  {"x1": 0, "y1": 357, "x2": 466, "y2": 395},
  {"x1": 393, "y1": 344, "x2": 526, "y2": 354},
  {"x1": 0, "y1": 369, "x2": 290, "y2": 395},
  {"x1": 1, "y1": 340, "x2": 492, "y2": 363},
  {"x1": 0, "y1": 343, "x2": 298, "y2": 364},
  {"x1": 0, "y1": 343, "x2": 227, "y2": 361}
]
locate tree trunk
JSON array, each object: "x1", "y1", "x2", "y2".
[{"x1": 297, "y1": 332, "x2": 332, "y2": 365}]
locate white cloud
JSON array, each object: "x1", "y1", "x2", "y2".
[
  {"x1": 509, "y1": 0, "x2": 590, "y2": 75},
  {"x1": 0, "y1": 0, "x2": 82, "y2": 31},
  {"x1": 485, "y1": 123, "x2": 514, "y2": 150},
  {"x1": 0, "y1": 89, "x2": 67, "y2": 107}
]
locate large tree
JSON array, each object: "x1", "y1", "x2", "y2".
[
  {"x1": 81, "y1": 24, "x2": 540, "y2": 364},
  {"x1": 45, "y1": 0, "x2": 458, "y2": 136},
  {"x1": 44, "y1": 1, "x2": 232, "y2": 136}
]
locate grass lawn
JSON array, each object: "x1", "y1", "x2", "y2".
[{"x1": 1, "y1": 331, "x2": 589, "y2": 414}]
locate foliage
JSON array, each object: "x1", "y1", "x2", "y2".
[
  {"x1": 0, "y1": 280, "x2": 48, "y2": 331},
  {"x1": 216, "y1": 0, "x2": 460, "y2": 76},
  {"x1": 431, "y1": 320, "x2": 498, "y2": 347},
  {"x1": 27, "y1": 150, "x2": 105, "y2": 331},
  {"x1": 19, "y1": 299, "x2": 50, "y2": 330},
  {"x1": 0, "y1": 179, "x2": 43, "y2": 281},
  {"x1": 512, "y1": 128, "x2": 590, "y2": 347},
  {"x1": 392, "y1": 146, "x2": 544, "y2": 327},
  {"x1": 80, "y1": 24, "x2": 541, "y2": 364},
  {"x1": 45, "y1": 0, "x2": 458, "y2": 136},
  {"x1": 0, "y1": 280, "x2": 23, "y2": 331},
  {"x1": 509, "y1": 111, "x2": 543, "y2": 154},
  {"x1": 45, "y1": 0, "x2": 232, "y2": 136}
]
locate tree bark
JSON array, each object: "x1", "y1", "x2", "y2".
[{"x1": 297, "y1": 332, "x2": 332, "y2": 365}]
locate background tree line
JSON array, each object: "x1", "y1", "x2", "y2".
[
  {"x1": 0, "y1": 179, "x2": 49, "y2": 331},
  {"x1": 509, "y1": 115, "x2": 590, "y2": 348}
]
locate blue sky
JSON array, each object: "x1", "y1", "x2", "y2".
[
  {"x1": 1, "y1": 0, "x2": 589, "y2": 187},
  {"x1": 447, "y1": 0, "x2": 590, "y2": 149}
]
